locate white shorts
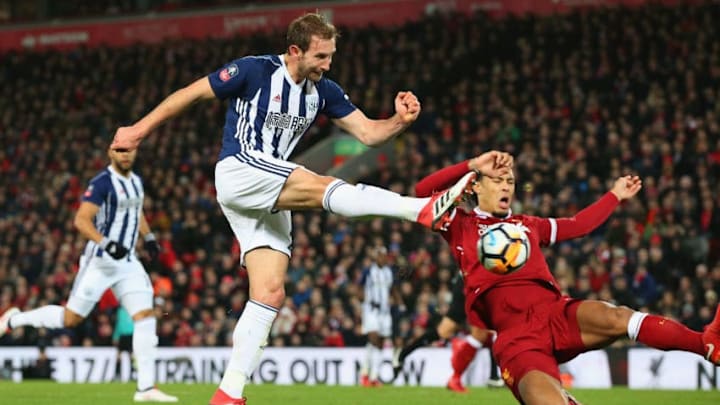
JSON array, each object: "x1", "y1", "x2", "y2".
[
  {"x1": 67, "y1": 254, "x2": 153, "y2": 317},
  {"x1": 362, "y1": 309, "x2": 392, "y2": 337},
  {"x1": 215, "y1": 152, "x2": 300, "y2": 264}
]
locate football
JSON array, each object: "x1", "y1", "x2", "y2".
[{"x1": 477, "y1": 222, "x2": 531, "y2": 275}]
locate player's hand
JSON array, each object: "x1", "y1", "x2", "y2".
[
  {"x1": 468, "y1": 151, "x2": 513, "y2": 177},
  {"x1": 100, "y1": 238, "x2": 130, "y2": 260},
  {"x1": 111, "y1": 125, "x2": 145, "y2": 150},
  {"x1": 143, "y1": 233, "x2": 162, "y2": 260},
  {"x1": 610, "y1": 175, "x2": 642, "y2": 201},
  {"x1": 394, "y1": 91, "x2": 421, "y2": 124}
]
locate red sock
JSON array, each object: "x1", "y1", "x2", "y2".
[
  {"x1": 637, "y1": 314, "x2": 704, "y2": 356},
  {"x1": 451, "y1": 339, "x2": 479, "y2": 375}
]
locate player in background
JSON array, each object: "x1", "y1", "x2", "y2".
[
  {"x1": 359, "y1": 246, "x2": 402, "y2": 387},
  {"x1": 0, "y1": 147, "x2": 177, "y2": 403},
  {"x1": 420, "y1": 151, "x2": 720, "y2": 404},
  {"x1": 110, "y1": 13, "x2": 495, "y2": 405},
  {"x1": 392, "y1": 273, "x2": 503, "y2": 392}
]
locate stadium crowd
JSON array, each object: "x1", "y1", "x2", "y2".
[{"x1": 1, "y1": 2, "x2": 720, "y2": 350}]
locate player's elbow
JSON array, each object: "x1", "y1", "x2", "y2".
[{"x1": 73, "y1": 215, "x2": 90, "y2": 233}]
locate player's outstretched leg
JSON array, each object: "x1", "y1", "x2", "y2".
[
  {"x1": 702, "y1": 305, "x2": 720, "y2": 364},
  {"x1": 322, "y1": 172, "x2": 476, "y2": 231}
]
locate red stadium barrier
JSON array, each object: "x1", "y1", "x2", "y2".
[{"x1": 0, "y1": 0, "x2": 698, "y2": 52}]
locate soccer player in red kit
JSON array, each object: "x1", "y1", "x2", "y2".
[{"x1": 417, "y1": 151, "x2": 720, "y2": 405}]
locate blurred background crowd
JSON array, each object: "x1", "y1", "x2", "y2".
[
  {"x1": 0, "y1": 0, "x2": 320, "y2": 24},
  {"x1": 2, "y1": 2, "x2": 720, "y2": 351}
]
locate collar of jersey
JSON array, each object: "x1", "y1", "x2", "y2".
[
  {"x1": 473, "y1": 207, "x2": 512, "y2": 219},
  {"x1": 108, "y1": 164, "x2": 132, "y2": 179},
  {"x1": 279, "y1": 53, "x2": 308, "y2": 90}
]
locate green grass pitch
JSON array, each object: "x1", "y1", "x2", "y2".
[{"x1": 0, "y1": 382, "x2": 718, "y2": 404}]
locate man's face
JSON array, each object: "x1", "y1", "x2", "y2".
[
  {"x1": 296, "y1": 36, "x2": 336, "y2": 82},
  {"x1": 472, "y1": 172, "x2": 516, "y2": 216},
  {"x1": 108, "y1": 148, "x2": 137, "y2": 173}
]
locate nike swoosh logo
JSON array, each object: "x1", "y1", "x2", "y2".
[{"x1": 706, "y1": 343, "x2": 715, "y2": 361}]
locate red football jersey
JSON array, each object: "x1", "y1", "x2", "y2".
[{"x1": 441, "y1": 207, "x2": 561, "y2": 297}]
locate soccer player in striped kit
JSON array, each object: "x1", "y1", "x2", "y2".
[
  {"x1": 359, "y1": 246, "x2": 398, "y2": 387},
  {"x1": 0, "y1": 147, "x2": 177, "y2": 403},
  {"x1": 110, "y1": 13, "x2": 497, "y2": 405}
]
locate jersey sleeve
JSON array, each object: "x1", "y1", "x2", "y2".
[
  {"x1": 208, "y1": 57, "x2": 255, "y2": 100},
  {"x1": 81, "y1": 174, "x2": 112, "y2": 206},
  {"x1": 318, "y1": 78, "x2": 356, "y2": 119},
  {"x1": 531, "y1": 191, "x2": 620, "y2": 246},
  {"x1": 530, "y1": 216, "x2": 557, "y2": 247}
]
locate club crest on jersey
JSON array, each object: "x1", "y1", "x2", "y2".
[
  {"x1": 307, "y1": 98, "x2": 319, "y2": 112},
  {"x1": 219, "y1": 64, "x2": 239, "y2": 82}
]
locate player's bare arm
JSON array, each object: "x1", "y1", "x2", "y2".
[
  {"x1": 112, "y1": 76, "x2": 216, "y2": 150},
  {"x1": 73, "y1": 201, "x2": 104, "y2": 243},
  {"x1": 139, "y1": 211, "x2": 152, "y2": 238},
  {"x1": 332, "y1": 91, "x2": 421, "y2": 146},
  {"x1": 75, "y1": 200, "x2": 129, "y2": 260},
  {"x1": 139, "y1": 211, "x2": 161, "y2": 260}
]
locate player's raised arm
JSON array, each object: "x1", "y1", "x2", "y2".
[
  {"x1": 332, "y1": 91, "x2": 421, "y2": 146},
  {"x1": 414, "y1": 151, "x2": 513, "y2": 197},
  {"x1": 112, "y1": 76, "x2": 216, "y2": 150},
  {"x1": 552, "y1": 175, "x2": 642, "y2": 242}
]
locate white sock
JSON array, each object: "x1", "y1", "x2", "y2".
[
  {"x1": 466, "y1": 335, "x2": 483, "y2": 349},
  {"x1": 219, "y1": 300, "x2": 278, "y2": 398},
  {"x1": 369, "y1": 345, "x2": 382, "y2": 381},
  {"x1": 9, "y1": 305, "x2": 65, "y2": 329},
  {"x1": 322, "y1": 180, "x2": 428, "y2": 221},
  {"x1": 361, "y1": 343, "x2": 373, "y2": 377},
  {"x1": 627, "y1": 311, "x2": 648, "y2": 341},
  {"x1": 133, "y1": 317, "x2": 158, "y2": 391}
]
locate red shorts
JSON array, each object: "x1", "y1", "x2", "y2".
[{"x1": 470, "y1": 284, "x2": 586, "y2": 402}]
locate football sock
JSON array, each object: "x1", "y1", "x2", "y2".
[
  {"x1": 361, "y1": 343, "x2": 373, "y2": 377},
  {"x1": 322, "y1": 180, "x2": 427, "y2": 221},
  {"x1": 452, "y1": 339, "x2": 478, "y2": 375},
  {"x1": 369, "y1": 345, "x2": 382, "y2": 381},
  {"x1": 399, "y1": 329, "x2": 440, "y2": 362},
  {"x1": 219, "y1": 300, "x2": 277, "y2": 398},
  {"x1": 133, "y1": 317, "x2": 158, "y2": 392},
  {"x1": 489, "y1": 352, "x2": 500, "y2": 379},
  {"x1": 9, "y1": 305, "x2": 65, "y2": 329},
  {"x1": 466, "y1": 334, "x2": 483, "y2": 349},
  {"x1": 631, "y1": 312, "x2": 705, "y2": 355}
]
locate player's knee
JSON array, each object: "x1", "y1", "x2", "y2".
[
  {"x1": 253, "y1": 284, "x2": 285, "y2": 308},
  {"x1": 608, "y1": 306, "x2": 634, "y2": 334},
  {"x1": 63, "y1": 310, "x2": 85, "y2": 328}
]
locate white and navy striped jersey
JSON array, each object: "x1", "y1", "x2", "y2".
[
  {"x1": 80, "y1": 166, "x2": 144, "y2": 260},
  {"x1": 209, "y1": 54, "x2": 356, "y2": 162},
  {"x1": 361, "y1": 263, "x2": 394, "y2": 315}
]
